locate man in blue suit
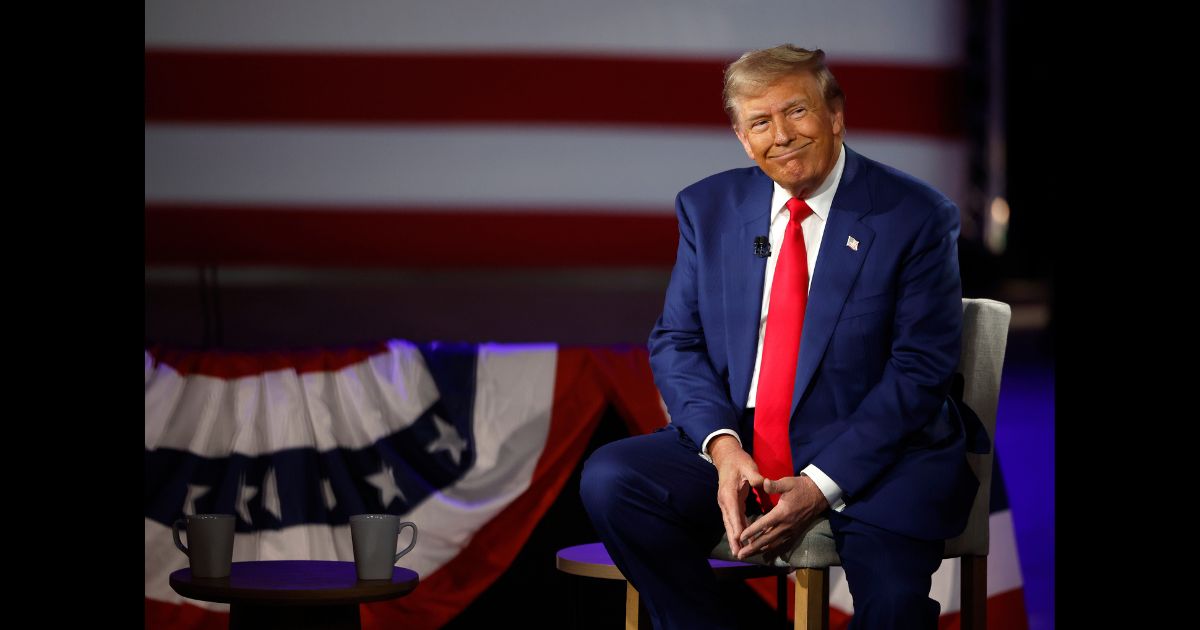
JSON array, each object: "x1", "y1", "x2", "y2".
[{"x1": 581, "y1": 44, "x2": 981, "y2": 630}]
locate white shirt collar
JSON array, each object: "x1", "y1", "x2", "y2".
[{"x1": 769, "y1": 142, "x2": 845, "y2": 224}]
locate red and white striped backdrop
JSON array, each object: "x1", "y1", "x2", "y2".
[{"x1": 145, "y1": 0, "x2": 970, "y2": 268}]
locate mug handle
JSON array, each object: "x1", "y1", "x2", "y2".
[
  {"x1": 394, "y1": 522, "x2": 418, "y2": 562},
  {"x1": 172, "y1": 518, "x2": 189, "y2": 555}
]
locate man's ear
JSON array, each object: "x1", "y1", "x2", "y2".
[
  {"x1": 734, "y1": 127, "x2": 754, "y2": 161},
  {"x1": 830, "y1": 105, "x2": 845, "y2": 137}
]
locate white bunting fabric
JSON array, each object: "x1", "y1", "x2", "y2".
[{"x1": 144, "y1": 341, "x2": 1027, "y2": 629}]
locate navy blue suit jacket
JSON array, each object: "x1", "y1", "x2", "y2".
[{"x1": 648, "y1": 146, "x2": 979, "y2": 541}]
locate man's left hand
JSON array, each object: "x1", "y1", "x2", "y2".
[{"x1": 736, "y1": 474, "x2": 830, "y2": 561}]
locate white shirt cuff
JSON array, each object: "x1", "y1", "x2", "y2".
[
  {"x1": 802, "y1": 464, "x2": 846, "y2": 512},
  {"x1": 699, "y1": 429, "x2": 742, "y2": 464}
]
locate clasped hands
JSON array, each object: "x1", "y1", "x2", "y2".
[{"x1": 708, "y1": 435, "x2": 829, "y2": 562}]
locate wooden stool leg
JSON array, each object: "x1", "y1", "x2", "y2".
[
  {"x1": 625, "y1": 582, "x2": 651, "y2": 630},
  {"x1": 960, "y1": 555, "x2": 987, "y2": 630},
  {"x1": 793, "y1": 568, "x2": 829, "y2": 630}
]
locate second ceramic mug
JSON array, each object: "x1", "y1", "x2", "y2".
[{"x1": 349, "y1": 514, "x2": 418, "y2": 580}]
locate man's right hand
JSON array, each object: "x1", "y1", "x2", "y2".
[{"x1": 708, "y1": 435, "x2": 763, "y2": 559}]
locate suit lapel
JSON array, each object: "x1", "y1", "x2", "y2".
[
  {"x1": 723, "y1": 174, "x2": 772, "y2": 408},
  {"x1": 790, "y1": 147, "x2": 876, "y2": 419}
]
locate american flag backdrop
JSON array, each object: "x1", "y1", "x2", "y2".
[
  {"x1": 145, "y1": 1, "x2": 1026, "y2": 628},
  {"x1": 145, "y1": 0, "x2": 974, "y2": 270}
]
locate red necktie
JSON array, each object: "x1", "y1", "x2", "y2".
[{"x1": 753, "y1": 197, "x2": 812, "y2": 508}]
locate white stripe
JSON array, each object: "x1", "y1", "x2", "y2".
[
  {"x1": 145, "y1": 340, "x2": 439, "y2": 454},
  {"x1": 145, "y1": 125, "x2": 968, "y2": 211},
  {"x1": 145, "y1": 0, "x2": 964, "y2": 64},
  {"x1": 847, "y1": 133, "x2": 969, "y2": 209},
  {"x1": 146, "y1": 344, "x2": 557, "y2": 604},
  {"x1": 984, "y1": 508, "x2": 1025, "y2": 595},
  {"x1": 828, "y1": 510, "x2": 1025, "y2": 615}
]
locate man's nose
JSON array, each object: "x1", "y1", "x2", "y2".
[{"x1": 773, "y1": 121, "x2": 793, "y2": 145}]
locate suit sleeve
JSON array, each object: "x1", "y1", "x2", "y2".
[
  {"x1": 809, "y1": 199, "x2": 963, "y2": 498},
  {"x1": 647, "y1": 193, "x2": 740, "y2": 445}
]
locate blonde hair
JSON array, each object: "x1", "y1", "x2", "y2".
[{"x1": 722, "y1": 44, "x2": 845, "y2": 125}]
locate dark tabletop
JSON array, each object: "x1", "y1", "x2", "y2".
[{"x1": 169, "y1": 560, "x2": 419, "y2": 607}]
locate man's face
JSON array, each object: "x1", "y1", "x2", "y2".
[{"x1": 732, "y1": 72, "x2": 844, "y2": 198}]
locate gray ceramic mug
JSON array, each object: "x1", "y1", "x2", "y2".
[
  {"x1": 350, "y1": 514, "x2": 418, "y2": 580},
  {"x1": 172, "y1": 514, "x2": 236, "y2": 578}
]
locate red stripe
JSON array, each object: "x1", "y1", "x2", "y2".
[
  {"x1": 146, "y1": 343, "x2": 389, "y2": 378},
  {"x1": 144, "y1": 598, "x2": 228, "y2": 630},
  {"x1": 145, "y1": 204, "x2": 680, "y2": 267},
  {"x1": 145, "y1": 50, "x2": 965, "y2": 137}
]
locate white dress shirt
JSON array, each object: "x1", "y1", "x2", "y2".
[{"x1": 700, "y1": 143, "x2": 847, "y2": 512}]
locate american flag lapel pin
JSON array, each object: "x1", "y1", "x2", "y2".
[{"x1": 846, "y1": 236, "x2": 859, "y2": 251}]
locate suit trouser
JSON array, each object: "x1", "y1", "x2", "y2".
[{"x1": 580, "y1": 426, "x2": 944, "y2": 630}]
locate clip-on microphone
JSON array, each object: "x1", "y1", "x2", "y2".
[{"x1": 753, "y1": 236, "x2": 771, "y2": 258}]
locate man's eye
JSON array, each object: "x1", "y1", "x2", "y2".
[
  {"x1": 752, "y1": 120, "x2": 768, "y2": 130},
  {"x1": 790, "y1": 108, "x2": 806, "y2": 118}
]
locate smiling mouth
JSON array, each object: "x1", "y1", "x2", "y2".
[{"x1": 769, "y1": 143, "x2": 811, "y2": 160}]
